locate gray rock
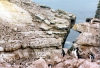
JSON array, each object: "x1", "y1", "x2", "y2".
[
  {"x1": 35, "y1": 14, "x2": 45, "y2": 20},
  {"x1": 0, "y1": 47, "x2": 4, "y2": 52},
  {"x1": 56, "y1": 9, "x2": 67, "y2": 15},
  {"x1": 46, "y1": 31, "x2": 53, "y2": 35},
  {"x1": 40, "y1": 23, "x2": 51, "y2": 30},
  {"x1": 55, "y1": 24, "x2": 68, "y2": 29},
  {"x1": 44, "y1": 20, "x2": 50, "y2": 25}
]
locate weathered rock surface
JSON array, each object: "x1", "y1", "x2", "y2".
[
  {"x1": 73, "y1": 19, "x2": 100, "y2": 34},
  {"x1": 79, "y1": 60, "x2": 100, "y2": 68},
  {"x1": 27, "y1": 58, "x2": 48, "y2": 68},
  {"x1": 1, "y1": 0, "x2": 99, "y2": 68},
  {"x1": 75, "y1": 32, "x2": 100, "y2": 46},
  {"x1": 50, "y1": 18, "x2": 100, "y2": 68},
  {"x1": 0, "y1": 58, "x2": 100, "y2": 68},
  {"x1": 0, "y1": 0, "x2": 76, "y2": 67},
  {"x1": 73, "y1": 18, "x2": 100, "y2": 60},
  {"x1": 54, "y1": 59, "x2": 100, "y2": 68}
]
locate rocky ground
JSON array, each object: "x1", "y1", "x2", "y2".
[{"x1": 0, "y1": 0, "x2": 100, "y2": 68}]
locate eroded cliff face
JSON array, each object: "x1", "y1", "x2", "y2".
[
  {"x1": 0, "y1": 0, "x2": 76, "y2": 67},
  {"x1": 0, "y1": 0, "x2": 100, "y2": 68}
]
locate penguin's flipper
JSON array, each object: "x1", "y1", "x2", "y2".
[{"x1": 61, "y1": 49, "x2": 65, "y2": 57}]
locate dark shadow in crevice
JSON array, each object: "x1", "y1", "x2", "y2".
[{"x1": 62, "y1": 30, "x2": 70, "y2": 48}]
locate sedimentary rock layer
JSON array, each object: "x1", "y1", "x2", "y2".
[
  {"x1": 0, "y1": 0, "x2": 76, "y2": 64},
  {"x1": 73, "y1": 18, "x2": 100, "y2": 60}
]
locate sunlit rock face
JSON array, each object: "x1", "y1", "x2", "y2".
[
  {"x1": 0, "y1": 0, "x2": 32, "y2": 24},
  {"x1": 0, "y1": 0, "x2": 76, "y2": 66}
]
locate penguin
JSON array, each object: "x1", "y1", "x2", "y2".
[
  {"x1": 89, "y1": 52, "x2": 95, "y2": 62},
  {"x1": 48, "y1": 64, "x2": 52, "y2": 68},
  {"x1": 61, "y1": 49, "x2": 66, "y2": 57},
  {"x1": 86, "y1": 18, "x2": 93, "y2": 22},
  {"x1": 72, "y1": 47, "x2": 80, "y2": 59}
]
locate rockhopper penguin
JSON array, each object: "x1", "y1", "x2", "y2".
[
  {"x1": 61, "y1": 49, "x2": 66, "y2": 57},
  {"x1": 72, "y1": 47, "x2": 80, "y2": 59},
  {"x1": 89, "y1": 52, "x2": 95, "y2": 62},
  {"x1": 48, "y1": 64, "x2": 52, "y2": 68}
]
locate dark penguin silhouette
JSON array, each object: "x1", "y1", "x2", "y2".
[
  {"x1": 72, "y1": 47, "x2": 81, "y2": 59},
  {"x1": 86, "y1": 18, "x2": 93, "y2": 22},
  {"x1": 48, "y1": 64, "x2": 52, "y2": 68},
  {"x1": 61, "y1": 49, "x2": 66, "y2": 57},
  {"x1": 75, "y1": 47, "x2": 80, "y2": 59},
  {"x1": 89, "y1": 52, "x2": 95, "y2": 62}
]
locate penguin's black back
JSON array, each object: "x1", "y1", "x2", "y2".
[
  {"x1": 62, "y1": 49, "x2": 65, "y2": 57},
  {"x1": 90, "y1": 53, "x2": 95, "y2": 62},
  {"x1": 75, "y1": 47, "x2": 81, "y2": 59}
]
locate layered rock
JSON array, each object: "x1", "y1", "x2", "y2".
[
  {"x1": 1, "y1": 0, "x2": 99, "y2": 68},
  {"x1": 0, "y1": 0, "x2": 76, "y2": 65},
  {"x1": 0, "y1": 58, "x2": 100, "y2": 68},
  {"x1": 50, "y1": 18, "x2": 100, "y2": 68},
  {"x1": 54, "y1": 59, "x2": 100, "y2": 68},
  {"x1": 73, "y1": 18, "x2": 100, "y2": 60}
]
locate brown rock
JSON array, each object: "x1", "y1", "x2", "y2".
[
  {"x1": 76, "y1": 32, "x2": 100, "y2": 46},
  {"x1": 79, "y1": 60, "x2": 100, "y2": 68},
  {"x1": 0, "y1": 62, "x2": 21, "y2": 68},
  {"x1": 53, "y1": 62, "x2": 64, "y2": 68},
  {"x1": 27, "y1": 58, "x2": 48, "y2": 68},
  {"x1": 64, "y1": 59, "x2": 85, "y2": 68}
]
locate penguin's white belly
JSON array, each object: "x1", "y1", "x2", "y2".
[
  {"x1": 72, "y1": 50, "x2": 77, "y2": 58},
  {"x1": 49, "y1": 65, "x2": 52, "y2": 68}
]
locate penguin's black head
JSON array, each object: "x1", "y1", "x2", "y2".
[
  {"x1": 76, "y1": 47, "x2": 79, "y2": 51},
  {"x1": 88, "y1": 52, "x2": 94, "y2": 56},
  {"x1": 48, "y1": 64, "x2": 52, "y2": 67},
  {"x1": 86, "y1": 18, "x2": 92, "y2": 22},
  {"x1": 62, "y1": 49, "x2": 65, "y2": 57},
  {"x1": 73, "y1": 47, "x2": 79, "y2": 51}
]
